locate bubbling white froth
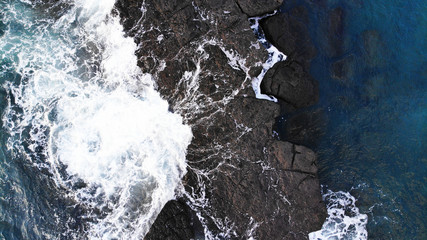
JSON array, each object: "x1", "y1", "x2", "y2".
[
  {"x1": 249, "y1": 12, "x2": 286, "y2": 102},
  {"x1": 309, "y1": 190, "x2": 368, "y2": 240},
  {"x1": 2, "y1": 0, "x2": 192, "y2": 239}
]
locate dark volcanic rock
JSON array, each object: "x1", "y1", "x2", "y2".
[
  {"x1": 261, "y1": 60, "x2": 319, "y2": 108},
  {"x1": 236, "y1": 0, "x2": 283, "y2": 17},
  {"x1": 260, "y1": 6, "x2": 319, "y2": 112},
  {"x1": 261, "y1": 9, "x2": 316, "y2": 69},
  {"x1": 144, "y1": 200, "x2": 203, "y2": 240},
  {"x1": 276, "y1": 109, "x2": 327, "y2": 147},
  {"x1": 266, "y1": 141, "x2": 327, "y2": 230},
  {"x1": 115, "y1": 0, "x2": 144, "y2": 33},
  {"x1": 183, "y1": 97, "x2": 326, "y2": 239},
  {"x1": 115, "y1": 0, "x2": 326, "y2": 239}
]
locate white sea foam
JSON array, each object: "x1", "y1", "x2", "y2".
[
  {"x1": 249, "y1": 12, "x2": 286, "y2": 102},
  {"x1": 309, "y1": 190, "x2": 368, "y2": 240},
  {"x1": 2, "y1": 0, "x2": 192, "y2": 239}
]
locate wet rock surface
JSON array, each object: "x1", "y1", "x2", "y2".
[
  {"x1": 236, "y1": 0, "x2": 283, "y2": 17},
  {"x1": 261, "y1": 8, "x2": 316, "y2": 69},
  {"x1": 259, "y1": 6, "x2": 319, "y2": 112},
  {"x1": 115, "y1": 0, "x2": 326, "y2": 239},
  {"x1": 261, "y1": 60, "x2": 319, "y2": 108},
  {"x1": 144, "y1": 200, "x2": 204, "y2": 240}
]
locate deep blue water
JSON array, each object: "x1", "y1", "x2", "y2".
[{"x1": 279, "y1": 0, "x2": 426, "y2": 239}]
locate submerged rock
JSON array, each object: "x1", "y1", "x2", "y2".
[
  {"x1": 276, "y1": 109, "x2": 327, "y2": 148},
  {"x1": 144, "y1": 200, "x2": 204, "y2": 240},
  {"x1": 115, "y1": 0, "x2": 326, "y2": 239}
]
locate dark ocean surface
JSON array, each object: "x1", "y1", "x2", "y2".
[{"x1": 278, "y1": 0, "x2": 426, "y2": 239}]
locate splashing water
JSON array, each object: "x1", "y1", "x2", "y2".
[
  {"x1": 0, "y1": 0, "x2": 192, "y2": 239},
  {"x1": 309, "y1": 190, "x2": 368, "y2": 240},
  {"x1": 249, "y1": 11, "x2": 286, "y2": 102}
]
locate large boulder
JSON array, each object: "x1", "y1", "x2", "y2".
[
  {"x1": 327, "y1": 7, "x2": 346, "y2": 58},
  {"x1": 276, "y1": 109, "x2": 327, "y2": 148},
  {"x1": 266, "y1": 141, "x2": 327, "y2": 233},
  {"x1": 261, "y1": 8, "x2": 316, "y2": 69},
  {"x1": 261, "y1": 60, "x2": 319, "y2": 108}
]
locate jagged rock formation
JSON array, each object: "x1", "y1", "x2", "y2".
[
  {"x1": 114, "y1": 0, "x2": 326, "y2": 239},
  {"x1": 259, "y1": 7, "x2": 318, "y2": 110},
  {"x1": 144, "y1": 200, "x2": 204, "y2": 240},
  {"x1": 261, "y1": 60, "x2": 319, "y2": 108},
  {"x1": 260, "y1": 8, "x2": 316, "y2": 70},
  {"x1": 260, "y1": 4, "x2": 326, "y2": 149}
]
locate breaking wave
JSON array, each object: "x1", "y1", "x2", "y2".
[
  {"x1": 1, "y1": 0, "x2": 192, "y2": 239},
  {"x1": 309, "y1": 190, "x2": 368, "y2": 240}
]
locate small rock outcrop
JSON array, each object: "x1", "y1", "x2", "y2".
[
  {"x1": 277, "y1": 109, "x2": 326, "y2": 148},
  {"x1": 261, "y1": 8, "x2": 316, "y2": 69}
]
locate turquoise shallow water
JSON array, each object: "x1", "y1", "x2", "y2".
[{"x1": 279, "y1": 0, "x2": 426, "y2": 239}]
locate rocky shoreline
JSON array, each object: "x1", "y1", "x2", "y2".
[{"x1": 114, "y1": 0, "x2": 326, "y2": 239}]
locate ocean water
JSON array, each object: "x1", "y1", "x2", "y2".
[
  {"x1": 276, "y1": 0, "x2": 426, "y2": 239},
  {"x1": 0, "y1": 0, "x2": 192, "y2": 239}
]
